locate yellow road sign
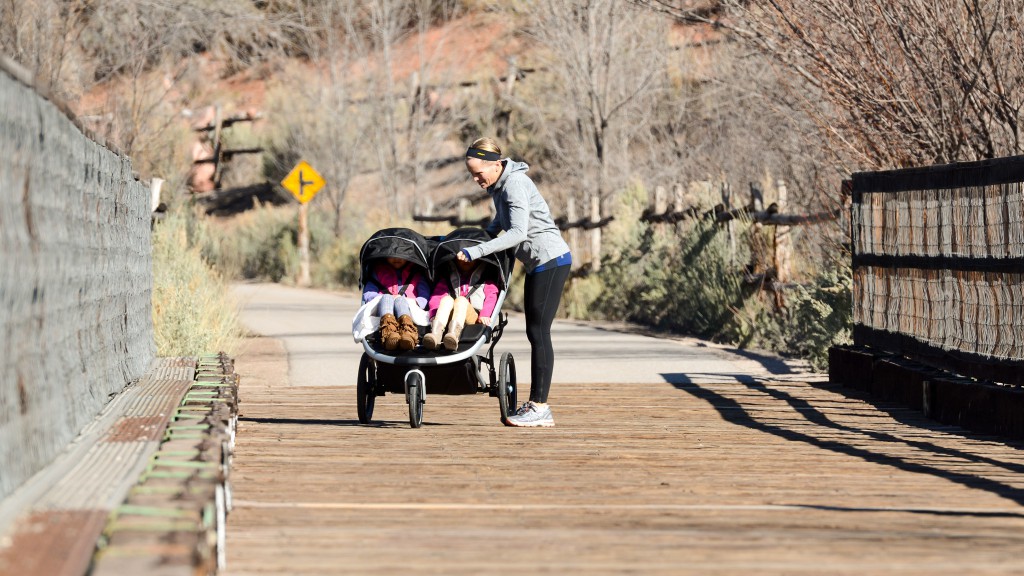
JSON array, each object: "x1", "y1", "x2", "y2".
[{"x1": 281, "y1": 160, "x2": 326, "y2": 204}]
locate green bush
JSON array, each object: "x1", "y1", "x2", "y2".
[
  {"x1": 194, "y1": 204, "x2": 299, "y2": 282},
  {"x1": 780, "y1": 263, "x2": 853, "y2": 371},
  {"x1": 194, "y1": 204, "x2": 338, "y2": 286},
  {"x1": 592, "y1": 202, "x2": 749, "y2": 341},
  {"x1": 192, "y1": 202, "x2": 409, "y2": 290},
  {"x1": 581, "y1": 184, "x2": 852, "y2": 371},
  {"x1": 152, "y1": 210, "x2": 240, "y2": 357}
]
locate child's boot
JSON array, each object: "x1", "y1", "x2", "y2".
[
  {"x1": 397, "y1": 315, "x2": 418, "y2": 351},
  {"x1": 379, "y1": 313, "x2": 399, "y2": 350},
  {"x1": 425, "y1": 296, "x2": 454, "y2": 350},
  {"x1": 422, "y1": 317, "x2": 444, "y2": 350},
  {"x1": 442, "y1": 316, "x2": 465, "y2": 351}
]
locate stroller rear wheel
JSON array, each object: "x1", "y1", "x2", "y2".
[
  {"x1": 357, "y1": 353, "x2": 376, "y2": 424},
  {"x1": 498, "y1": 352, "x2": 517, "y2": 424}
]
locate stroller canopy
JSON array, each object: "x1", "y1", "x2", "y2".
[
  {"x1": 431, "y1": 227, "x2": 514, "y2": 291},
  {"x1": 359, "y1": 228, "x2": 435, "y2": 288}
]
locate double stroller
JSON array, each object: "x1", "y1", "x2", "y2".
[{"x1": 355, "y1": 227, "x2": 517, "y2": 428}]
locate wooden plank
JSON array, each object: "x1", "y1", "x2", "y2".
[{"x1": 226, "y1": 341, "x2": 1024, "y2": 574}]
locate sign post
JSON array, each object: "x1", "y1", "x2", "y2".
[{"x1": 281, "y1": 160, "x2": 326, "y2": 287}]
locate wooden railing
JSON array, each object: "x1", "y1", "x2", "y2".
[
  {"x1": 847, "y1": 155, "x2": 1024, "y2": 386},
  {"x1": 829, "y1": 155, "x2": 1024, "y2": 437}
]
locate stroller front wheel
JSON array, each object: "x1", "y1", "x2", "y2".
[
  {"x1": 406, "y1": 370, "x2": 425, "y2": 428},
  {"x1": 357, "y1": 353, "x2": 376, "y2": 424}
]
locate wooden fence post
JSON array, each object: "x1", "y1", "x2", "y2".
[
  {"x1": 748, "y1": 182, "x2": 766, "y2": 276},
  {"x1": 210, "y1": 105, "x2": 223, "y2": 188},
  {"x1": 774, "y1": 179, "x2": 792, "y2": 283},
  {"x1": 654, "y1": 185, "x2": 667, "y2": 216},
  {"x1": 671, "y1": 183, "x2": 685, "y2": 214}
]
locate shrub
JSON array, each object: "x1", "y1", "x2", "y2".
[
  {"x1": 583, "y1": 183, "x2": 852, "y2": 371},
  {"x1": 780, "y1": 263, "x2": 853, "y2": 371},
  {"x1": 592, "y1": 192, "x2": 749, "y2": 342},
  {"x1": 152, "y1": 210, "x2": 240, "y2": 357},
  {"x1": 193, "y1": 202, "x2": 427, "y2": 290},
  {"x1": 194, "y1": 204, "x2": 299, "y2": 282}
]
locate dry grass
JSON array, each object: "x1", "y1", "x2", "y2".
[{"x1": 152, "y1": 210, "x2": 241, "y2": 357}]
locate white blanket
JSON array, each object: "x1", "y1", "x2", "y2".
[{"x1": 352, "y1": 295, "x2": 430, "y2": 343}]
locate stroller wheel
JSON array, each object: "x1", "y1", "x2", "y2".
[
  {"x1": 498, "y1": 352, "x2": 517, "y2": 424},
  {"x1": 357, "y1": 353, "x2": 376, "y2": 424},
  {"x1": 406, "y1": 370, "x2": 425, "y2": 428}
]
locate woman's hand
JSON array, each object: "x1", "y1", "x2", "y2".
[
  {"x1": 456, "y1": 250, "x2": 470, "y2": 263},
  {"x1": 479, "y1": 316, "x2": 491, "y2": 326}
]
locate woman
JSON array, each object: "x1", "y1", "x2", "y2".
[{"x1": 458, "y1": 137, "x2": 572, "y2": 427}]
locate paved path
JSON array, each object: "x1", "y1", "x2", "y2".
[
  {"x1": 231, "y1": 282, "x2": 812, "y2": 387},
  {"x1": 225, "y1": 283, "x2": 1024, "y2": 574}
]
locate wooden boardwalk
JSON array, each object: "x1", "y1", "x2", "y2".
[{"x1": 223, "y1": 338, "x2": 1024, "y2": 575}]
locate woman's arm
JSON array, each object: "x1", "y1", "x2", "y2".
[
  {"x1": 464, "y1": 184, "x2": 529, "y2": 261},
  {"x1": 484, "y1": 216, "x2": 501, "y2": 238}
]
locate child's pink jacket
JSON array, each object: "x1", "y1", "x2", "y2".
[
  {"x1": 428, "y1": 267, "x2": 499, "y2": 319},
  {"x1": 362, "y1": 262, "x2": 430, "y2": 309}
]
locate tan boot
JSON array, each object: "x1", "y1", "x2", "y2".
[
  {"x1": 425, "y1": 296, "x2": 453, "y2": 350},
  {"x1": 442, "y1": 315, "x2": 465, "y2": 351},
  {"x1": 379, "y1": 313, "x2": 399, "y2": 350},
  {"x1": 423, "y1": 317, "x2": 444, "y2": 350},
  {"x1": 397, "y1": 314, "x2": 418, "y2": 351}
]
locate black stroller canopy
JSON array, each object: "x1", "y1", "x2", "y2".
[
  {"x1": 359, "y1": 228, "x2": 435, "y2": 287},
  {"x1": 431, "y1": 227, "x2": 514, "y2": 290}
]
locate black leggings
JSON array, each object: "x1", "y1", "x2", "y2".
[{"x1": 523, "y1": 261, "x2": 571, "y2": 404}]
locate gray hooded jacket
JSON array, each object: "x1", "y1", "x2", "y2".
[{"x1": 463, "y1": 159, "x2": 570, "y2": 273}]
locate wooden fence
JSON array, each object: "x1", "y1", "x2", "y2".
[
  {"x1": 848, "y1": 155, "x2": 1024, "y2": 385},
  {"x1": 415, "y1": 178, "x2": 839, "y2": 283},
  {"x1": 640, "y1": 180, "x2": 840, "y2": 300},
  {"x1": 413, "y1": 192, "x2": 614, "y2": 275}
]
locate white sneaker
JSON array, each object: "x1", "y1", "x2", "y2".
[{"x1": 505, "y1": 401, "x2": 554, "y2": 427}]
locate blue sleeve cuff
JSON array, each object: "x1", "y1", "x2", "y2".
[{"x1": 461, "y1": 248, "x2": 473, "y2": 261}]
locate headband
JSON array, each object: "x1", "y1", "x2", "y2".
[{"x1": 466, "y1": 147, "x2": 501, "y2": 161}]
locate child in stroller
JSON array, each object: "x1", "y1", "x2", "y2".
[
  {"x1": 361, "y1": 255, "x2": 430, "y2": 351},
  {"x1": 353, "y1": 228, "x2": 433, "y2": 351},
  {"x1": 423, "y1": 255, "x2": 500, "y2": 351}
]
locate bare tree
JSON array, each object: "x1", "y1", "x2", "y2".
[
  {"x1": 514, "y1": 0, "x2": 670, "y2": 207},
  {"x1": 405, "y1": 0, "x2": 463, "y2": 207},
  {"x1": 283, "y1": 0, "x2": 368, "y2": 236},
  {"x1": 0, "y1": 0, "x2": 88, "y2": 99},
  {"x1": 635, "y1": 0, "x2": 1024, "y2": 168},
  {"x1": 339, "y1": 0, "x2": 412, "y2": 217},
  {"x1": 1, "y1": 0, "x2": 306, "y2": 180}
]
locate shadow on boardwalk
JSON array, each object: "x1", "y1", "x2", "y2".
[{"x1": 668, "y1": 376, "x2": 1024, "y2": 513}]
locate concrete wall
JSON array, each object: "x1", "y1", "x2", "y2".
[{"x1": 0, "y1": 61, "x2": 155, "y2": 500}]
